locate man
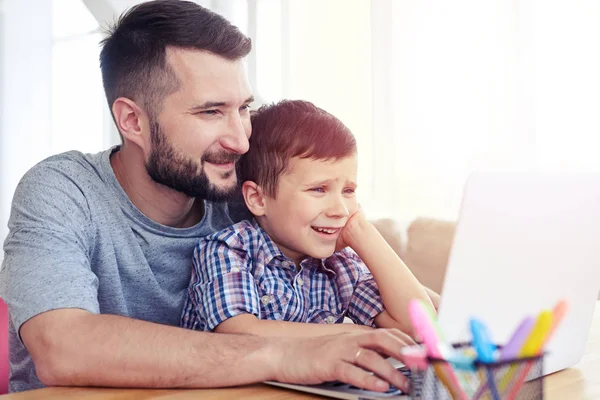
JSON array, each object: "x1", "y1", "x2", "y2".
[{"x1": 0, "y1": 0, "x2": 413, "y2": 394}]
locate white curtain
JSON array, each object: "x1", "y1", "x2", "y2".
[
  {"x1": 371, "y1": 0, "x2": 600, "y2": 221},
  {"x1": 0, "y1": 0, "x2": 110, "y2": 264},
  {"x1": 1, "y1": 0, "x2": 53, "y2": 263}
]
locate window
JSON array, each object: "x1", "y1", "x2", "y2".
[{"x1": 52, "y1": 0, "x2": 110, "y2": 154}]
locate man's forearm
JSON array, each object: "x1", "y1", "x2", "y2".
[
  {"x1": 23, "y1": 309, "x2": 416, "y2": 393},
  {"x1": 24, "y1": 310, "x2": 277, "y2": 388}
]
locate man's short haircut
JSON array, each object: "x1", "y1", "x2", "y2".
[
  {"x1": 239, "y1": 100, "x2": 357, "y2": 198},
  {"x1": 99, "y1": 0, "x2": 251, "y2": 123}
]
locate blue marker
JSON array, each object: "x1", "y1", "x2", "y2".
[
  {"x1": 470, "y1": 318, "x2": 501, "y2": 400},
  {"x1": 470, "y1": 318, "x2": 497, "y2": 363}
]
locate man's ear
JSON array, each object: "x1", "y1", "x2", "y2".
[
  {"x1": 242, "y1": 181, "x2": 267, "y2": 216},
  {"x1": 112, "y1": 97, "x2": 151, "y2": 151}
]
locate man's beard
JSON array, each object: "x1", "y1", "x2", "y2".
[{"x1": 145, "y1": 121, "x2": 240, "y2": 202}]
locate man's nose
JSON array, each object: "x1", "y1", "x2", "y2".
[{"x1": 220, "y1": 113, "x2": 250, "y2": 154}]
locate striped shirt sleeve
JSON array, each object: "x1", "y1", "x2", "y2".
[
  {"x1": 188, "y1": 232, "x2": 260, "y2": 332},
  {"x1": 346, "y1": 257, "x2": 385, "y2": 327}
]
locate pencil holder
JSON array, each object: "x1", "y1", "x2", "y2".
[{"x1": 408, "y1": 343, "x2": 545, "y2": 400}]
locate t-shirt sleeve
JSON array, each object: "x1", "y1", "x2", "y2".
[
  {"x1": 185, "y1": 231, "x2": 260, "y2": 331},
  {"x1": 344, "y1": 252, "x2": 385, "y2": 327},
  {"x1": 0, "y1": 162, "x2": 99, "y2": 340}
]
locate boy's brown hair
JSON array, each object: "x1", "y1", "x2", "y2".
[{"x1": 239, "y1": 100, "x2": 357, "y2": 198}]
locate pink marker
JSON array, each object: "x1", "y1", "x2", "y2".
[{"x1": 408, "y1": 299, "x2": 468, "y2": 400}]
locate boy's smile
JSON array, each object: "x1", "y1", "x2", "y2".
[
  {"x1": 257, "y1": 154, "x2": 359, "y2": 264},
  {"x1": 311, "y1": 226, "x2": 343, "y2": 235}
]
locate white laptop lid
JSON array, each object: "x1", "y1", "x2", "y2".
[{"x1": 437, "y1": 171, "x2": 600, "y2": 374}]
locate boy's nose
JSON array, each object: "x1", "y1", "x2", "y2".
[{"x1": 326, "y1": 197, "x2": 350, "y2": 218}]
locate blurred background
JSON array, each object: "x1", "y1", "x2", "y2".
[{"x1": 1, "y1": 0, "x2": 600, "y2": 261}]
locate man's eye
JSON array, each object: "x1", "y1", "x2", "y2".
[
  {"x1": 240, "y1": 104, "x2": 252, "y2": 112},
  {"x1": 201, "y1": 109, "x2": 219, "y2": 115}
]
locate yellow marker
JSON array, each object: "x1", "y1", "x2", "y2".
[
  {"x1": 505, "y1": 301, "x2": 569, "y2": 400},
  {"x1": 519, "y1": 310, "x2": 553, "y2": 357},
  {"x1": 498, "y1": 309, "x2": 554, "y2": 393}
]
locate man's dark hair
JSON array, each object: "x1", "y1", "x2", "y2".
[{"x1": 100, "y1": 0, "x2": 251, "y2": 124}]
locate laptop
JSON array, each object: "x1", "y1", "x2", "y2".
[
  {"x1": 437, "y1": 170, "x2": 600, "y2": 375},
  {"x1": 266, "y1": 171, "x2": 600, "y2": 399}
]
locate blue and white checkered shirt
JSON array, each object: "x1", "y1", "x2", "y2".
[{"x1": 180, "y1": 219, "x2": 385, "y2": 331}]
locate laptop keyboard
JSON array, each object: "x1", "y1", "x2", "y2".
[
  {"x1": 340, "y1": 365, "x2": 414, "y2": 397},
  {"x1": 268, "y1": 365, "x2": 418, "y2": 399}
]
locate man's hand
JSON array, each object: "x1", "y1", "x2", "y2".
[{"x1": 270, "y1": 329, "x2": 413, "y2": 393}]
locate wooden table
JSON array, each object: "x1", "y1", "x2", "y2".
[{"x1": 1, "y1": 302, "x2": 598, "y2": 399}]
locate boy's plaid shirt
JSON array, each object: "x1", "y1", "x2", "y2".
[{"x1": 180, "y1": 219, "x2": 384, "y2": 331}]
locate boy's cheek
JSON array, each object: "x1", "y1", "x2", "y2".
[{"x1": 347, "y1": 199, "x2": 360, "y2": 216}]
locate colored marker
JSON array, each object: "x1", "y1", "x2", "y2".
[
  {"x1": 498, "y1": 316, "x2": 536, "y2": 361},
  {"x1": 506, "y1": 300, "x2": 569, "y2": 400},
  {"x1": 409, "y1": 300, "x2": 468, "y2": 400},
  {"x1": 470, "y1": 318, "x2": 501, "y2": 400},
  {"x1": 520, "y1": 310, "x2": 553, "y2": 357},
  {"x1": 470, "y1": 318, "x2": 497, "y2": 363}
]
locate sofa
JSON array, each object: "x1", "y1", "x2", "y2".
[{"x1": 372, "y1": 217, "x2": 457, "y2": 295}]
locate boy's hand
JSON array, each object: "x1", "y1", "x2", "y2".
[{"x1": 335, "y1": 207, "x2": 369, "y2": 252}]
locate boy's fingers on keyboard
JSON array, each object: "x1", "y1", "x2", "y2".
[
  {"x1": 353, "y1": 348, "x2": 409, "y2": 392},
  {"x1": 353, "y1": 330, "x2": 414, "y2": 371},
  {"x1": 334, "y1": 362, "x2": 391, "y2": 393},
  {"x1": 358, "y1": 329, "x2": 415, "y2": 356},
  {"x1": 386, "y1": 328, "x2": 417, "y2": 345}
]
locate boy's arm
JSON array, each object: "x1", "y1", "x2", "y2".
[
  {"x1": 215, "y1": 314, "x2": 376, "y2": 337},
  {"x1": 425, "y1": 286, "x2": 441, "y2": 310},
  {"x1": 339, "y1": 212, "x2": 436, "y2": 337}
]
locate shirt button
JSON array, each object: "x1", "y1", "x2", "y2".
[
  {"x1": 231, "y1": 267, "x2": 240, "y2": 273},
  {"x1": 297, "y1": 278, "x2": 304, "y2": 287},
  {"x1": 261, "y1": 295, "x2": 270, "y2": 305},
  {"x1": 326, "y1": 316, "x2": 336, "y2": 324}
]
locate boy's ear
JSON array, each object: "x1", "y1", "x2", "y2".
[{"x1": 242, "y1": 181, "x2": 267, "y2": 216}]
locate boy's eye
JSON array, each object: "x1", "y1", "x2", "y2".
[
  {"x1": 310, "y1": 187, "x2": 326, "y2": 193},
  {"x1": 344, "y1": 188, "x2": 356, "y2": 194}
]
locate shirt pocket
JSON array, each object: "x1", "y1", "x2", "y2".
[
  {"x1": 306, "y1": 287, "x2": 344, "y2": 324},
  {"x1": 258, "y1": 281, "x2": 293, "y2": 321}
]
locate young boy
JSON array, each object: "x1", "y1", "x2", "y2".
[{"x1": 180, "y1": 100, "x2": 437, "y2": 338}]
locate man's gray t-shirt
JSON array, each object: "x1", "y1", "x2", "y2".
[{"x1": 0, "y1": 147, "x2": 245, "y2": 392}]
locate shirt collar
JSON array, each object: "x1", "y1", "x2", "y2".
[
  {"x1": 249, "y1": 218, "x2": 337, "y2": 275},
  {"x1": 249, "y1": 218, "x2": 293, "y2": 267}
]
